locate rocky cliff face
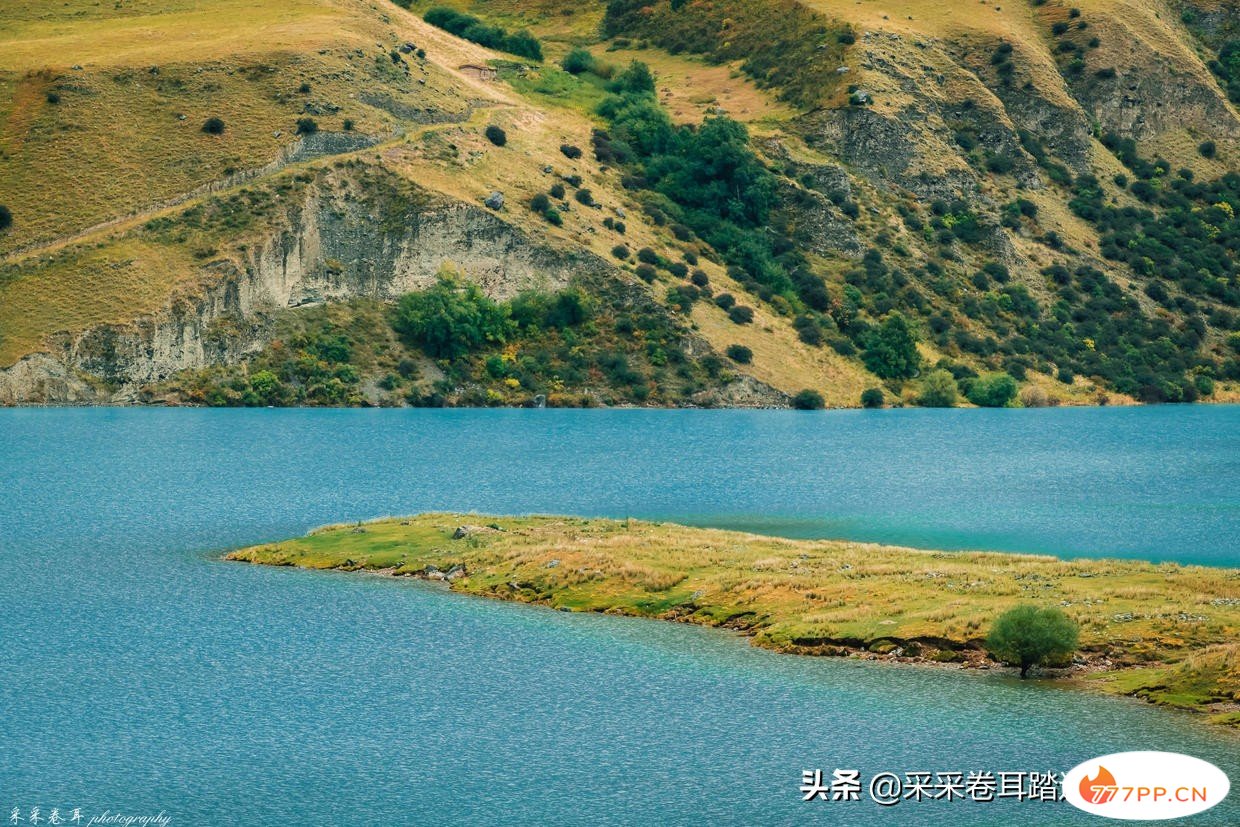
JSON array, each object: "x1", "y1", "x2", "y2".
[{"x1": 0, "y1": 165, "x2": 611, "y2": 404}]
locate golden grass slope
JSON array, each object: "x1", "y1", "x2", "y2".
[
  {"x1": 0, "y1": 0, "x2": 878, "y2": 402},
  {"x1": 0, "y1": 0, "x2": 511, "y2": 256}
]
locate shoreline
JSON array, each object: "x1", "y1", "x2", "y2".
[{"x1": 226, "y1": 513, "x2": 1240, "y2": 726}]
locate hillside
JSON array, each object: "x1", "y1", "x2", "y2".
[{"x1": 1, "y1": 0, "x2": 1239, "y2": 406}]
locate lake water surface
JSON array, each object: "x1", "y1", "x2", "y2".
[{"x1": 1, "y1": 406, "x2": 1237, "y2": 825}]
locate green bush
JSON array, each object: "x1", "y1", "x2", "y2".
[
  {"x1": 862, "y1": 312, "x2": 920, "y2": 379},
  {"x1": 295, "y1": 117, "x2": 318, "y2": 135},
  {"x1": 392, "y1": 275, "x2": 513, "y2": 358},
  {"x1": 562, "y1": 48, "x2": 596, "y2": 75},
  {"x1": 726, "y1": 344, "x2": 753, "y2": 363},
  {"x1": 728, "y1": 305, "x2": 754, "y2": 324},
  {"x1": 917, "y1": 369, "x2": 958, "y2": 407},
  {"x1": 860, "y1": 387, "x2": 884, "y2": 408},
  {"x1": 967, "y1": 372, "x2": 1018, "y2": 407},
  {"x1": 986, "y1": 605, "x2": 1079, "y2": 678},
  {"x1": 423, "y1": 7, "x2": 543, "y2": 60},
  {"x1": 202, "y1": 117, "x2": 226, "y2": 135},
  {"x1": 484, "y1": 125, "x2": 507, "y2": 146},
  {"x1": 0, "y1": 204, "x2": 11, "y2": 231},
  {"x1": 1199, "y1": 140, "x2": 1217, "y2": 159},
  {"x1": 792, "y1": 389, "x2": 825, "y2": 409}
]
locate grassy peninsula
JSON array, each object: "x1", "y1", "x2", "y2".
[{"x1": 227, "y1": 514, "x2": 1240, "y2": 725}]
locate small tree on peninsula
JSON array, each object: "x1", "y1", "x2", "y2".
[{"x1": 986, "y1": 605, "x2": 1079, "y2": 678}]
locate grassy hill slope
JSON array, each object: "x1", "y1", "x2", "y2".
[{"x1": 2, "y1": 0, "x2": 1239, "y2": 406}]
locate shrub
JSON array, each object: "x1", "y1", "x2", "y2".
[
  {"x1": 549, "y1": 183, "x2": 566, "y2": 199},
  {"x1": 690, "y1": 269, "x2": 709, "y2": 287},
  {"x1": 634, "y1": 263, "x2": 657, "y2": 282},
  {"x1": 530, "y1": 193, "x2": 551, "y2": 213},
  {"x1": 484, "y1": 125, "x2": 507, "y2": 146},
  {"x1": 560, "y1": 144, "x2": 583, "y2": 160},
  {"x1": 637, "y1": 247, "x2": 658, "y2": 264},
  {"x1": 917, "y1": 369, "x2": 958, "y2": 407},
  {"x1": 295, "y1": 117, "x2": 318, "y2": 135},
  {"x1": 424, "y1": 7, "x2": 543, "y2": 60},
  {"x1": 392, "y1": 274, "x2": 513, "y2": 358},
  {"x1": 1020, "y1": 386, "x2": 1056, "y2": 408},
  {"x1": 342, "y1": 118, "x2": 354, "y2": 131},
  {"x1": 561, "y1": 48, "x2": 595, "y2": 75},
  {"x1": 611, "y1": 244, "x2": 630, "y2": 260},
  {"x1": 46, "y1": 91, "x2": 60, "y2": 104},
  {"x1": 0, "y1": 204, "x2": 11, "y2": 231},
  {"x1": 726, "y1": 344, "x2": 752, "y2": 364},
  {"x1": 728, "y1": 305, "x2": 754, "y2": 324},
  {"x1": 967, "y1": 372, "x2": 1018, "y2": 407},
  {"x1": 574, "y1": 188, "x2": 594, "y2": 206},
  {"x1": 796, "y1": 321, "x2": 823, "y2": 346},
  {"x1": 202, "y1": 117, "x2": 226, "y2": 135},
  {"x1": 986, "y1": 153, "x2": 1014, "y2": 174},
  {"x1": 665, "y1": 285, "x2": 699, "y2": 312},
  {"x1": 666, "y1": 262, "x2": 688, "y2": 279},
  {"x1": 792, "y1": 389, "x2": 825, "y2": 409},
  {"x1": 860, "y1": 387, "x2": 884, "y2": 408},
  {"x1": 986, "y1": 605, "x2": 1079, "y2": 678},
  {"x1": 299, "y1": 81, "x2": 312, "y2": 93},
  {"x1": 714, "y1": 293, "x2": 736, "y2": 310},
  {"x1": 1199, "y1": 140, "x2": 1217, "y2": 159},
  {"x1": 862, "y1": 312, "x2": 920, "y2": 380}
]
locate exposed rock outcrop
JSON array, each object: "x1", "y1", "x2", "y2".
[{"x1": 0, "y1": 166, "x2": 612, "y2": 404}]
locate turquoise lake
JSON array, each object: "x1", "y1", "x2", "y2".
[{"x1": 0, "y1": 405, "x2": 1237, "y2": 825}]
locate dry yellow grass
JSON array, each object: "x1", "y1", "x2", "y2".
[
  {"x1": 0, "y1": 0, "x2": 499, "y2": 256},
  {"x1": 0, "y1": 0, "x2": 351, "y2": 71},
  {"x1": 2, "y1": 0, "x2": 1234, "y2": 408},
  {"x1": 0, "y1": 239, "x2": 196, "y2": 363},
  {"x1": 593, "y1": 47, "x2": 795, "y2": 125}
]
